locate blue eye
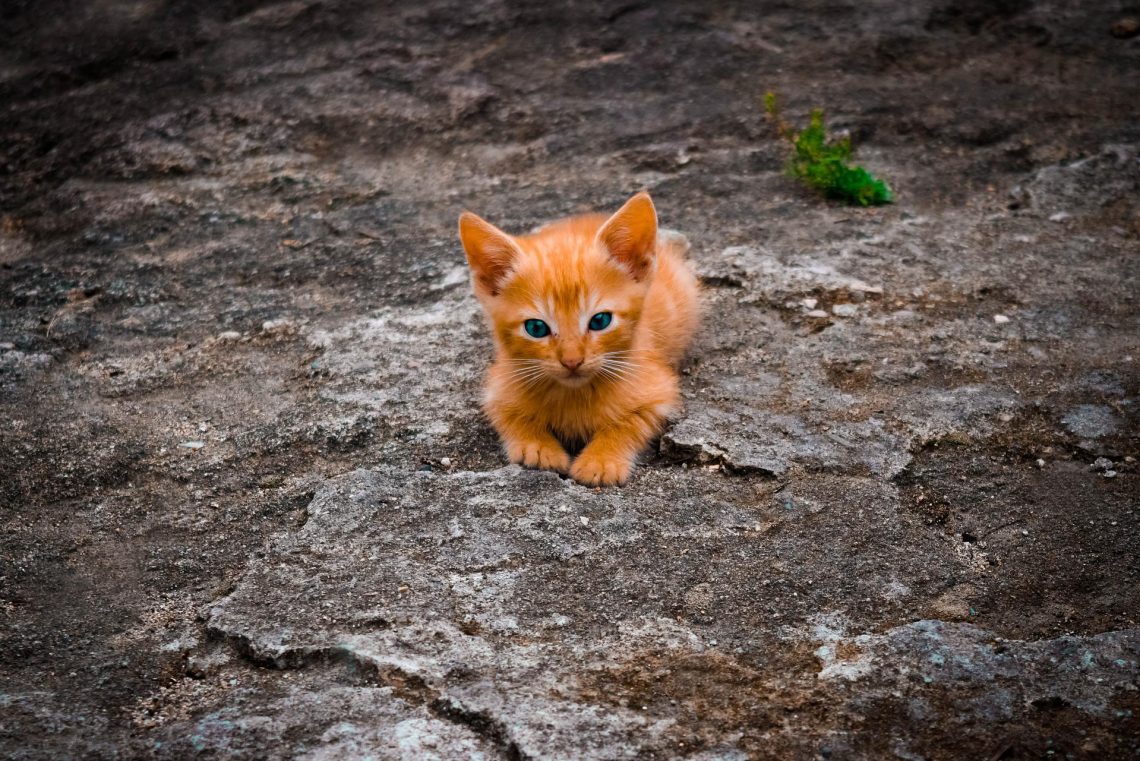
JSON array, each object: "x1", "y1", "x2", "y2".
[
  {"x1": 524, "y1": 319, "x2": 550, "y2": 338},
  {"x1": 588, "y1": 311, "x2": 613, "y2": 331}
]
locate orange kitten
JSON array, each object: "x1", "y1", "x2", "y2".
[{"x1": 458, "y1": 192, "x2": 700, "y2": 486}]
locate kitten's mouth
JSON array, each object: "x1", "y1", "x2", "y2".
[{"x1": 557, "y1": 370, "x2": 593, "y2": 388}]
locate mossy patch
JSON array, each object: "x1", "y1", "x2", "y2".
[{"x1": 765, "y1": 92, "x2": 893, "y2": 207}]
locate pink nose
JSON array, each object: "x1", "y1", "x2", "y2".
[{"x1": 561, "y1": 357, "x2": 583, "y2": 372}]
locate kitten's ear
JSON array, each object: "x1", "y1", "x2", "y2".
[
  {"x1": 596, "y1": 191, "x2": 658, "y2": 281},
  {"x1": 458, "y1": 211, "x2": 522, "y2": 296}
]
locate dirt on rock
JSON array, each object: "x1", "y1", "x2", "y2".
[{"x1": 1, "y1": 1, "x2": 1138, "y2": 759}]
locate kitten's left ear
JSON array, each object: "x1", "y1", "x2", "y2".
[{"x1": 596, "y1": 191, "x2": 658, "y2": 281}]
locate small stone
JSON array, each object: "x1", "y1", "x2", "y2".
[
  {"x1": 1104, "y1": 470, "x2": 1117, "y2": 478},
  {"x1": 580, "y1": 516, "x2": 590, "y2": 526},
  {"x1": 1111, "y1": 17, "x2": 1139, "y2": 38},
  {"x1": 993, "y1": 314, "x2": 1010, "y2": 324},
  {"x1": 1035, "y1": 458, "x2": 1046, "y2": 468},
  {"x1": 179, "y1": 441, "x2": 206, "y2": 449},
  {"x1": 261, "y1": 317, "x2": 296, "y2": 335},
  {"x1": 801, "y1": 297, "x2": 818, "y2": 310},
  {"x1": 217, "y1": 331, "x2": 241, "y2": 341},
  {"x1": 440, "y1": 457, "x2": 452, "y2": 467},
  {"x1": 806, "y1": 309, "x2": 830, "y2": 319},
  {"x1": 198, "y1": 422, "x2": 209, "y2": 432},
  {"x1": 998, "y1": 412, "x2": 1014, "y2": 423},
  {"x1": 1048, "y1": 212, "x2": 1071, "y2": 223},
  {"x1": 831, "y1": 303, "x2": 858, "y2": 317},
  {"x1": 1008, "y1": 185, "x2": 1033, "y2": 209},
  {"x1": 1021, "y1": 529, "x2": 1029, "y2": 536},
  {"x1": 1091, "y1": 457, "x2": 1114, "y2": 472}
]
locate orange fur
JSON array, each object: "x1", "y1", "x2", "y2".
[{"x1": 458, "y1": 192, "x2": 701, "y2": 486}]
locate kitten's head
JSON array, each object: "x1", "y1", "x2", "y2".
[{"x1": 458, "y1": 192, "x2": 658, "y2": 388}]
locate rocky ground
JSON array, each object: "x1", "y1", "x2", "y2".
[{"x1": 1, "y1": 1, "x2": 1138, "y2": 759}]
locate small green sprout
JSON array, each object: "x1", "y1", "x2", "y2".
[{"x1": 764, "y1": 92, "x2": 893, "y2": 207}]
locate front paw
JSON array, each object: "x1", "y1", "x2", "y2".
[
  {"x1": 507, "y1": 439, "x2": 570, "y2": 473},
  {"x1": 570, "y1": 451, "x2": 633, "y2": 486}
]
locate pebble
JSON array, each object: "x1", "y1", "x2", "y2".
[
  {"x1": 1035, "y1": 458, "x2": 1046, "y2": 469},
  {"x1": 1104, "y1": 470, "x2": 1117, "y2": 478},
  {"x1": 217, "y1": 331, "x2": 242, "y2": 341},
  {"x1": 1048, "y1": 212, "x2": 1071, "y2": 223},
  {"x1": 801, "y1": 297, "x2": 818, "y2": 310},
  {"x1": 261, "y1": 318, "x2": 296, "y2": 335},
  {"x1": 198, "y1": 422, "x2": 209, "y2": 432},
  {"x1": 806, "y1": 309, "x2": 830, "y2": 319},
  {"x1": 440, "y1": 457, "x2": 452, "y2": 467},
  {"x1": 580, "y1": 516, "x2": 590, "y2": 526},
  {"x1": 993, "y1": 314, "x2": 1010, "y2": 324},
  {"x1": 179, "y1": 441, "x2": 206, "y2": 449},
  {"x1": 1111, "y1": 17, "x2": 1139, "y2": 38},
  {"x1": 831, "y1": 303, "x2": 858, "y2": 317},
  {"x1": 1091, "y1": 457, "x2": 1114, "y2": 472}
]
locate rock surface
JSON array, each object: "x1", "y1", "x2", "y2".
[{"x1": 1, "y1": 1, "x2": 1138, "y2": 759}]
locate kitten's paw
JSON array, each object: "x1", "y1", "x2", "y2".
[
  {"x1": 570, "y1": 452, "x2": 632, "y2": 487},
  {"x1": 508, "y1": 440, "x2": 570, "y2": 473}
]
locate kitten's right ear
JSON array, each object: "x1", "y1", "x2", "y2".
[{"x1": 458, "y1": 212, "x2": 522, "y2": 297}]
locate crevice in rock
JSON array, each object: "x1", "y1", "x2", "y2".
[
  {"x1": 429, "y1": 696, "x2": 527, "y2": 761},
  {"x1": 212, "y1": 628, "x2": 527, "y2": 760},
  {"x1": 697, "y1": 273, "x2": 745, "y2": 289},
  {"x1": 657, "y1": 435, "x2": 781, "y2": 478}
]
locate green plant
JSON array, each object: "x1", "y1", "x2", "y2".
[{"x1": 764, "y1": 92, "x2": 893, "y2": 207}]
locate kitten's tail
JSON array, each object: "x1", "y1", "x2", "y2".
[{"x1": 656, "y1": 229, "x2": 691, "y2": 259}]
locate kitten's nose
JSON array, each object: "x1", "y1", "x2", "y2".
[{"x1": 560, "y1": 356, "x2": 584, "y2": 372}]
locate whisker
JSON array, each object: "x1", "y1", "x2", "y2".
[
  {"x1": 505, "y1": 368, "x2": 548, "y2": 382},
  {"x1": 602, "y1": 363, "x2": 633, "y2": 375}
]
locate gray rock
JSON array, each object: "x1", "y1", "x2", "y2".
[
  {"x1": 202, "y1": 468, "x2": 1140, "y2": 759},
  {"x1": 1063, "y1": 405, "x2": 1121, "y2": 439}
]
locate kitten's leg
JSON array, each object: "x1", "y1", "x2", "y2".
[
  {"x1": 570, "y1": 406, "x2": 666, "y2": 487},
  {"x1": 487, "y1": 405, "x2": 571, "y2": 474}
]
